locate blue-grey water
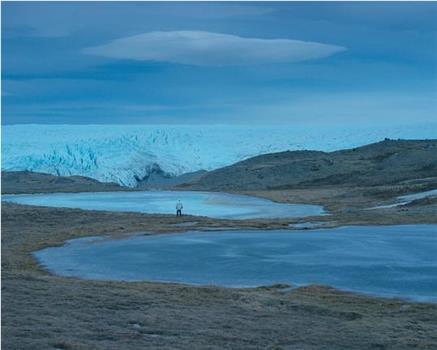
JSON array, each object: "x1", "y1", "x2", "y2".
[
  {"x1": 34, "y1": 225, "x2": 437, "y2": 302},
  {"x1": 2, "y1": 191, "x2": 324, "y2": 219}
]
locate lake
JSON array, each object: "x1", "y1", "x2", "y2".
[
  {"x1": 2, "y1": 190, "x2": 325, "y2": 219},
  {"x1": 34, "y1": 225, "x2": 437, "y2": 302}
]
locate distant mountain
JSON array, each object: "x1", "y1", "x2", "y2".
[
  {"x1": 3, "y1": 124, "x2": 436, "y2": 186},
  {"x1": 186, "y1": 140, "x2": 437, "y2": 191}
]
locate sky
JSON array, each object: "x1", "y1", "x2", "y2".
[{"x1": 2, "y1": 1, "x2": 437, "y2": 125}]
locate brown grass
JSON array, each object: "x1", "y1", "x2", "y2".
[{"x1": 2, "y1": 201, "x2": 437, "y2": 349}]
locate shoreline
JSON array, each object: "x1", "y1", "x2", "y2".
[
  {"x1": 3, "y1": 201, "x2": 437, "y2": 349},
  {"x1": 4, "y1": 200, "x2": 436, "y2": 300},
  {"x1": 2, "y1": 175, "x2": 437, "y2": 349},
  {"x1": 32, "y1": 222, "x2": 437, "y2": 304}
]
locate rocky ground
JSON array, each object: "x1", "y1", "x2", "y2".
[{"x1": 246, "y1": 185, "x2": 437, "y2": 224}]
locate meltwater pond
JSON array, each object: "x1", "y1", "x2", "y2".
[
  {"x1": 34, "y1": 225, "x2": 437, "y2": 302},
  {"x1": 2, "y1": 191, "x2": 324, "y2": 219}
]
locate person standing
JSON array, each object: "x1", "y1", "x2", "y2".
[{"x1": 176, "y1": 200, "x2": 183, "y2": 216}]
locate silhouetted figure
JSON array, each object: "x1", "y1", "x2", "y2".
[{"x1": 176, "y1": 200, "x2": 183, "y2": 216}]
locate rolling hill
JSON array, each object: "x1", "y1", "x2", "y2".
[{"x1": 185, "y1": 139, "x2": 437, "y2": 191}]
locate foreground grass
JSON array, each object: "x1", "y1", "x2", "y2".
[{"x1": 2, "y1": 202, "x2": 437, "y2": 349}]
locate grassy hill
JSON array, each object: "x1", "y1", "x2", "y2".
[
  {"x1": 1, "y1": 171, "x2": 126, "y2": 194},
  {"x1": 185, "y1": 139, "x2": 437, "y2": 191}
]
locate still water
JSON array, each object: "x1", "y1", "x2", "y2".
[
  {"x1": 34, "y1": 225, "x2": 437, "y2": 302},
  {"x1": 2, "y1": 190, "x2": 324, "y2": 219}
]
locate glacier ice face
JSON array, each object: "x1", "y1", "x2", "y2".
[{"x1": 2, "y1": 124, "x2": 437, "y2": 187}]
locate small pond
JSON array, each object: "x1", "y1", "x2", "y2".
[
  {"x1": 34, "y1": 225, "x2": 437, "y2": 302},
  {"x1": 2, "y1": 190, "x2": 324, "y2": 219}
]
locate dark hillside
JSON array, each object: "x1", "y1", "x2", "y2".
[
  {"x1": 1, "y1": 171, "x2": 125, "y2": 194},
  {"x1": 186, "y1": 139, "x2": 437, "y2": 191}
]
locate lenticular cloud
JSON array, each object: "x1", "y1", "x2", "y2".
[{"x1": 83, "y1": 30, "x2": 346, "y2": 66}]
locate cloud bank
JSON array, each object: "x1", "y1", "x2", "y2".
[{"x1": 83, "y1": 31, "x2": 346, "y2": 66}]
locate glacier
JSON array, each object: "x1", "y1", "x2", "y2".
[{"x1": 2, "y1": 123, "x2": 437, "y2": 187}]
